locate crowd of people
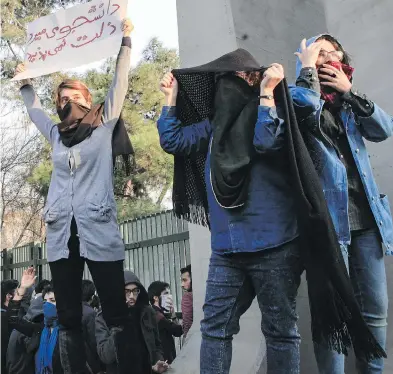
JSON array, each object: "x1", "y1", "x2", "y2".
[
  {"x1": 1, "y1": 265, "x2": 193, "y2": 374},
  {"x1": 0, "y1": 11, "x2": 391, "y2": 374}
]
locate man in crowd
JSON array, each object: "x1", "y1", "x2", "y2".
[
  {"x1": 1, "y1": 279, "x2": 19, "y2": 372},
  {"x1": 148, "y1": 281, "x2": 183, "y2": 364},
  {"x1": 31, "y1": 279, "x2": 51, "y2": 300},
  {"x1": 180, "y1": 265, "x2": 193, "y2": 339},
  {"x1": 95, "y1": 271, "x2": 169, "y2": 374},
  {"x1": 7, "y1": 268, "x2": 63, "y2": 374}
]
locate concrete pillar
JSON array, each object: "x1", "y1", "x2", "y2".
[{"x1": 173, "y1": 0, "x2": 393, "y2": 372}]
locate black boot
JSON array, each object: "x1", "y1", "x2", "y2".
[{"x1": 58, "y1": 329, "x2": 88, "y2": 374}]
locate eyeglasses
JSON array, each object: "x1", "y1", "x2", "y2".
[
  {"x1": 319, "y1": 49, "x2": 344, "y2": 61},
  {"x1": 125, "y1": 288, "x2": 140, "y2": 297}
]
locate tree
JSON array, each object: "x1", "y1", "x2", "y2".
[{"x1": 0, "y1": 121, "x2": 46, "y2": 248}]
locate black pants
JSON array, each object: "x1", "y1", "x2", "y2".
[{"x1": 49, "y1": 218, "x2": 128, "y2": 330}]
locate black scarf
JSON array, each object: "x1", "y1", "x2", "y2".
[
  {"x1": 172, "y1": 49, "x2": 263, "y2": 223},
  {"x1": 171, "y1": 48, "x2": 386, "y2": 361},
  {"x1": 57, "y1": 101, "x2": 134, "y2": 175},
  {"x1": 210, "y1": 74, "x2": 261, "y2": 208}
]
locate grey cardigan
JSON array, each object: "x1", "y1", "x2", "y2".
[{"x1": 20, "y1": 41, "x2": 131, "y2": 262}]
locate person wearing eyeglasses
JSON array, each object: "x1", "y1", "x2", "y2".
[
  {"x1": 292, "y1": 34, "x2": 392, "y2": 374},
  {"x1": 95, "y1": 271, "x2": 169, "y2": 374}
]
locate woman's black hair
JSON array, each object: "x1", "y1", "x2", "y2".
[{"x1": 317, "y1": 34, "x2": 352, "y2": 65}]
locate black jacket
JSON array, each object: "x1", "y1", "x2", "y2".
[
  {"x1": 6, "y1": 300, "x2": 63, "y2": 374},
  {"x1": 1, "y1": 305, "x2": 10, "y2": 373},
  {"x1": 151, "y1": 306, "x2": 182, "y2": 364},
  {"x1": 95, "y1": 271, "x2": 164, "y2": 374},
  {"x1": 82, "y1": 302, "x2": 103, "y2": 374}
]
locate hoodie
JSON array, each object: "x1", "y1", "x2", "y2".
[
  {"x1": 6, "y1": 297, "x2": 44, "y2": 374},
  {"x1": 7, "y1": 298, "x2": 63, "y2": 374},
  {"x1": 95, "y1": 271, "x2": 164, "y2": 374}
]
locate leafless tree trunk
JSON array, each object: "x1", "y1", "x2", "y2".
[{"x1": 1, "y1": 117, "x2": 45, "y2": 248}]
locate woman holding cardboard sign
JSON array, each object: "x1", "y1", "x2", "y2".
[{"x1": 15, "y1": 18, "x2": 137, "y2": 374}]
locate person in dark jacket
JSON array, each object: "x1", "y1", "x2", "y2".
[
  {"x1": 6, "y1": 296, "x2": 44, "y2": 374},
  {"x1": 1, "y1": 279, "x2": 19, "y2": 373},
  {"x1": 148, "y1": 281, "x2": 183, "y2": 364},
  {"x1": 81, "y1": 280, "x2": 104, "y2": 374},
  {"x1": 95, "y1": 271, "x2": 168, "y2": 374},
  {"x1": 7, "y1": 268, "x2": 64, "y2": 374}
]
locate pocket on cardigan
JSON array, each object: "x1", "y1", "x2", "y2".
[
  {"x1": 86, "y1": 202, "x2": 112, "y2": 223},
  {"x1": 43, "y1": 199, "x2": 62, "y2": 224}
]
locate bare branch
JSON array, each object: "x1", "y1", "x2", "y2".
[{"x1": 6, "y1": 40, "x2": 19, "y2": 60}]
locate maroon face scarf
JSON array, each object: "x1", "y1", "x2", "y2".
[{"x1": 318, "y1": 61, "x2": 354, "y2": 106}]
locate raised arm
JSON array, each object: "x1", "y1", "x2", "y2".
[
  {"x1": 8, "y1": 267, "x2": 39, "y2": 337},
  {"x1": 157, "y1": 73, "x2": 212, "y2": 156},
  {"x1": 253, "y1": 63, "x2": 286, "y2": 153},
  {"x1": 15, "y1": 66, "x2": 57, "y2": 144},
  {"x1": 102, "y1": 18, "x2": 133, "y2": 128}
]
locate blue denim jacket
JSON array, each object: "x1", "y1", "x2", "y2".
[
  {"x1": 157, "y1": 106, "x2": 298, "y2": 254},
  {"x1": 290, "y1": 86, "x2": 393, "y2": 255}
]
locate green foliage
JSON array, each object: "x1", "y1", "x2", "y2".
[
  {"x1": 27, "y1": 140, "x2": 52, "y2": 196},
  {"x1": 116, "y1": 198, "x2": 161, "y2": 221},
  {"x1": 2, "y1": 3, "x2": 179, "y2": 221}
]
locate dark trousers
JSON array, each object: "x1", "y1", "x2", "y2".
[
  {"x1": 49, "y1": 218, "x2": 128, "y2": 330},
  {"x1": 49, "y1": 218, "x2": 128, "y2": 373},
  {"x1": 200, "y1": 239, "x2": 303, "y2": 374}
]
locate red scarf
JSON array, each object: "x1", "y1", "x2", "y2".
[{"x1": 319, "y1": 61, "x2": 354, "y2": 106}]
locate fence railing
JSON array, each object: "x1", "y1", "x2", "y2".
[{"x1": 1, "y1": 210, "x2": 190, "y2": 311}]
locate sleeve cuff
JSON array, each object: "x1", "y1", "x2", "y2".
[
  {"x1": 341, "y1": 89, "x2": 374, "y2": 116},
  {"x1": 299, "y1": 67, "x2": 318, "y2": 81},
  {"x1": 258, "y1": 105, "x2": 278, "y2": 119},
  {"x1": 161, "y1": 106, "x2": 177, "y2": 117},
  {"x1": 20, "y1": 83, "x2": 33, "y2": 91},
  {"x1": 121, "y1": 36, "x2": 132, "y2": 48},
  {"x1": 341, "y1": 90, "x2": 354, "y2": 101}
]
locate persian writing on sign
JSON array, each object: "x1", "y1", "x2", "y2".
[{"x1": 12, "y1": 0, "x2": 128, "y2": 80}]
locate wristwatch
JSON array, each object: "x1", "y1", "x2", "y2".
[{"x1": 259, "y1": 94, "x2": 274, "y2": 100}]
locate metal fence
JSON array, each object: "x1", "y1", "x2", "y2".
[{"x1": 1, "y1": 210, "x2": 190, "y2": 311}]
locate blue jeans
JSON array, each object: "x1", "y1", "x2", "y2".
[
  {"x1": 314, "y1": 229, "x2": 388, "y2": 374},
  {"x1": 200, "y1": 239, "x2": 303, "y2": 374}
]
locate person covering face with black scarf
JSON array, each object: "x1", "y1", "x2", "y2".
[{"x1": 158, "y1": 49, "x2": 303, "y2": 374}]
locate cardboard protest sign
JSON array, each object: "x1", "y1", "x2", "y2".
[{"x1": 12, "y1": 0, "x2": 128, "y2": 80}]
